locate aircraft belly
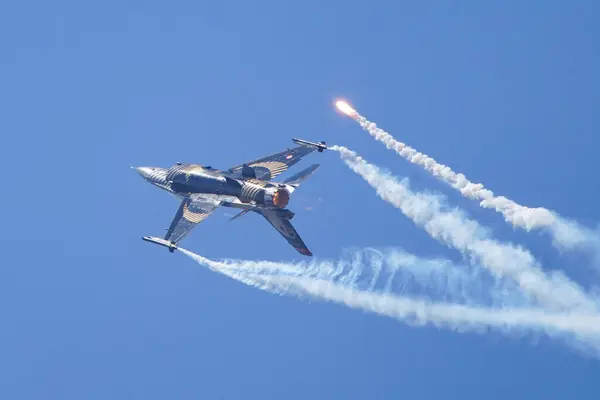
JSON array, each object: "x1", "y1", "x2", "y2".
[{"x1": 171, "y1": 177, "x2": 241, "y2": 197}]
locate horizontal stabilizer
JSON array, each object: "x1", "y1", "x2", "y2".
[
  {"x1": 282, "y1": 164, "x2": 320, "y2": 186},
  {"x1": 229, "y1": 207, "x2": 254, "y2": 221},
  {"x1": 255, "y1": 208, "x2": 312, "y2": 256}
]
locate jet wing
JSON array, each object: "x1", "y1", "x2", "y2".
[
  {"x1": 255, "y1": 208, "x2": 313, "y2": 256},
  {"x1": 164, "y1": 194, "x2": 221, "y2": 244},
  {"x1": 228, "y1": 145, "x2": 317, "y2": 181}
]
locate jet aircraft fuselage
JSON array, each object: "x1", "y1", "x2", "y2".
[
  {"x1": 136, "y1": 163, "x2": 294, "y2": 210},
  {"x1": 134, "y1": 138, "x2": 327, "y2": 256}
]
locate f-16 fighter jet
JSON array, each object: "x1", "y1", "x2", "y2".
[{"x1": 135, "y1": 138, "x2": 327, "y2": 256}]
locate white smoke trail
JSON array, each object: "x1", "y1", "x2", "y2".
[
  {"x1": 183, "y1": 247, "x2": 532, "y2": 307},
  {"x1": 330, "y1": 146, "x2": 599, "y2": 313},
  {"x1": 340, "y1": 105, "x2": 598, "y2": 252},
  {"x1": 179, "y1": 248, "x2": 600, "y2": 356}
]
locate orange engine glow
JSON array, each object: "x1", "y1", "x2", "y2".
[{"x1": 272, "y1": 189, "x2": 290, "y2": 208}]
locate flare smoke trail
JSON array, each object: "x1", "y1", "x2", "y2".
[
  {"x1": 335, "y1": 100, "x2": 598, "y2": 252},
  {"x1": 179, "y1": 248, "x2": 600, "y2": 356},
  {"x1": 329, "y1": 145, "x2": 599, "y2": 313}
]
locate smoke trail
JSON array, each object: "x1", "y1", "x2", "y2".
[
  {"x1": 329, "y1": 146, "x2": 599, "y2": 313},
  {"x1": 338, "y1": 103, "x2": 598, "y2": 252},
  {"x1": 179, "y1": 248, "x2": 600, "y2": 356},
  {"x1": 183, "y1": 247, "x2": 532, "y2": 307}
]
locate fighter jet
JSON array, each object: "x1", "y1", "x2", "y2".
[{"x1": 135, "y1": 138, "x2": 327, "y2": 256}]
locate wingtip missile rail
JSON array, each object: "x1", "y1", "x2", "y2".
[
  {"x1": 142, "y1": 236, "x2": 178, "y2": 253},
  {"x1": 292, "y1": 138, "x2": 327, "y2": 152}
]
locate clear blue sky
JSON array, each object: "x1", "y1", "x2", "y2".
[{"x1": 1, "y1": 1, "x2": 599, "y2": 398}]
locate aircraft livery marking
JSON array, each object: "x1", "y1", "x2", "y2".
[
  {"x1": 183, "y1": 201, "x2": 208, "y2": 223},
  {"x1": 250, "y1": 161, "x2": 288, "y2": 177},
  {"x1": 279, "y1": 221, "x2": 296, "y2": 239}
]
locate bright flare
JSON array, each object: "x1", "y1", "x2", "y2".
[{"x1": 335, "y1": 100, "x2": 357, "y2": 117}]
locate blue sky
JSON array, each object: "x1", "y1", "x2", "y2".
[{"x1": 1, "y1": 1, "x2": 599, "y2": 398}]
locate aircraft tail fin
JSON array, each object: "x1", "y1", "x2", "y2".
[{"x1": 281, "y1": 164, "x2": 320, "y2": 187}]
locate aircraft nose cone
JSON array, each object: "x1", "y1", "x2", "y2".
[{"x1": 134, "y1": 166, "x2": 154, "y2": 180}]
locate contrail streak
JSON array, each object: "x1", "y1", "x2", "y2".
[
  {"x1": 336, "y1": 102, "x2": 598, "y2": 252},
  {"x1": 330, "y1": 145, "x2": 599, "y2": 313},
  {"x1": 179, "y1": 248, "x2": 600, "y2": 356}
]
